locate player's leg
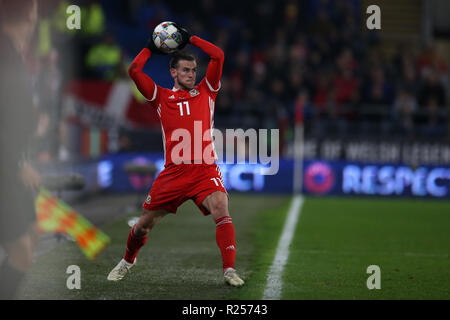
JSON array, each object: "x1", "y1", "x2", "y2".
[
  {"x1": 108, "y1": 164, "x2": 186, "y2": 281},
  {"x1": 202, "y1": 191, "x2": 244, "y2": 287},
  {"x1": 108, "y1": 208, "x2": 169, "y2": 281},
  {"x1": 124, "y1": 208, "x2": 170, "y2": 263},
  {"x1": 202, "y1": 190, "x2": 230, "y2": 220}
]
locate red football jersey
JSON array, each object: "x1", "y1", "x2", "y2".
[
  {"x1": 128, "y1": 36, "x2": 224, "y2": 168},
  {"x1": 149, "y1": 78, "x2": 220, "y2": 166}
]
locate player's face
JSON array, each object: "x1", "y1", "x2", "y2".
[{"x1": 172, "y1": 60, "x2": 197, "y2": 90}]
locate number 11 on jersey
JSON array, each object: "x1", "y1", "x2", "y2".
[
  {"x1": 211, "y1": 177, "x2": 224, "y2": 187},
  {"x1": 177, "y1": 101, "x2": 190, "y2": 116}
]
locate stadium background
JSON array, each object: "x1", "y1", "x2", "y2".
[{"x1": 5, "y1": 0, "x2": 450, "y2": 300}]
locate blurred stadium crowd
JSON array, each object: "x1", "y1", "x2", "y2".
[{"x1": 27, "y1": 0, "x2": 449, "y2": 160}]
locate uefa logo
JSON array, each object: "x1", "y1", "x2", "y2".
[
  {"x1": 125, "y1": 157, "x2": 155, "y2": 190},
  {"x1": 304, "y1": 162, "x2": 335, "y2": 195}
]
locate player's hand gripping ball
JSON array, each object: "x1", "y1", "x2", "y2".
[{"x1": 151, "y1": 21, "x2": 186, "y2": 54}]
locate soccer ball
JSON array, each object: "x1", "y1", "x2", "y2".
[{"x1": 152, "y1": 21, "x2": 184, "y2": 54}]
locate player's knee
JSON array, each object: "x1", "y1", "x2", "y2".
[
  {"x1": 134, "y1": 224, "x2": 150, "y2": 236},
  {"x1": 136, "y1": 209, "x2": 165, "y2": 234},
  {"x1": 210, "y1": 200, "x2": 229, "y2": 219}
]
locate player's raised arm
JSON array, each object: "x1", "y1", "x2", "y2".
[
  {"x1": 190, "y1": 36, "x2": 224, "y2": 91},
  {"x1": 175, "y1": 24, "x2": 224, "y2": 92},
  {"x1": 128, "y1": 38, "x2": 167, "y2": 102},
  {"x1": 128, "y1": 48, "x2": 157, "y2": 101},
  {"x1": 190, "y1": 36, "x2": 225, "y2": 91}
]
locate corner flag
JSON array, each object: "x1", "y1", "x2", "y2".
[{"x1": 35, "y1": 188, "x2": 110, "y2": 259}]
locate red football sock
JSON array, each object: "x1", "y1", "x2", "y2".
[
  {"x1": 215, "y1": 216, "x2": 236, "y2": 272},
  {"x1": 124, "y1": 225, "x2": 148, "y2": 263}
]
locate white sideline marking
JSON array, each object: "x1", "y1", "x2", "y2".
[{"x1": 263, "y1": 195, "x2": 304, "y2": 300}]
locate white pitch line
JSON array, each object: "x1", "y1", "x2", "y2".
[{"x1": 262, "y1": 195, "x2": 304, "y2": 300}]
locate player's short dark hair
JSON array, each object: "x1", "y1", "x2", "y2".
[{"x1": 170, "y1": 52, "x2": 196, "y2": 69}]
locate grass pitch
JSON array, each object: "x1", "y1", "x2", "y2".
[
  {"x1": 18, "y1": 194, "x2": 450, "y2": 299},
  {"x1": 281, "y1": 197, "x2": 450, "y2": 300}
]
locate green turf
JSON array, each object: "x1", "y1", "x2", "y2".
[
  {"x1": 17, "y1": 194, "x2": 290, "y2": 300},
  {"x1": 282, "y1": 197, "x2": 450, "y2": 299},
  {"x1": 224, "y1": 198, "x2": 292, "y2": 300},
  {"x1": 17, "y1": 195, "x2": 450, "y2": 300}
]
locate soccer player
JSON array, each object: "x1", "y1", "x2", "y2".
[{"x1": 107, "y1": 24, "x2": 244, "y2": 287}]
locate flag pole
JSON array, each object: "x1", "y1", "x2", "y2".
[{"x1": 293, "y1": 101, "x2": 304, "y2": 195}]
